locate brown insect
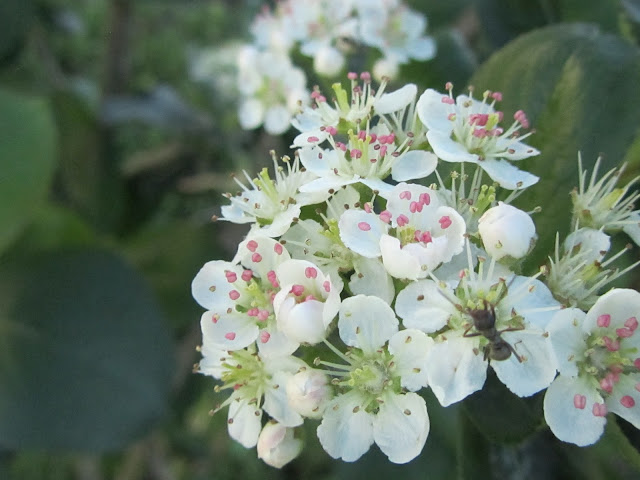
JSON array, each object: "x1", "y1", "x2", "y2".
[{"x1": 463, "y1": 300, "x2": 523, "y2": 362}]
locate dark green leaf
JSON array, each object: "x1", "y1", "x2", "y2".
[
  {"x1": 0, "y1": 249, "x2": 173, "y2": 451},
  {"x1": 0, "y1": 0, "x2": 33, "y2": 64},
  {"x1": 462, "y1": 370, "x2": 544, "y2": 443},
  {"x1": 52, "y1": 90, "x2": 125, "y2": 233},
  {"x1": 0, "y1": 88, "x2": 56, "y2": 255},
  {"x1": 469, "y1": 23, "x2": 640, "y2": 267}
]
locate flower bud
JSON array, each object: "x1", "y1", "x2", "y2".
[
  {"x1": 373, "y1": 57, "x2": 399, "y2": 81},
  {"x1": 257, "y1": 422, "x2": 303, "y2": 469},
  {"x1": 478, "y1": 202, "x2": 536, "y2": 260},
  {"x1": 313, "y1": 45, "x2": 345, "y2": 77},
  {"x1": 286, "y1": 369, "x2": 333, "y2": 418}
]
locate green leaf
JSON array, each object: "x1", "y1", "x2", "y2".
[
  {"x1": 0, "y1": 0, "x2": 34, "y2": 64},
  {"x1": 462, "y1": 370, "x2": 544, "y2": 443},
  {"x1": 0, "y1": 249, "x2": 173, "y2": 452},
  {"x1": 469, "y1": 23, "x2": 640, "y2": 267},
  {"x1": 52, "y1": 90, "x2": 125, "y2": 233},
  {"x1": 0, "y1": 88, "x2": 56, "y2": 255}
]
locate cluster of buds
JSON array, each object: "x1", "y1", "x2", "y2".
[
  {"x1": 192, "y1": 74, "x2": 640, "y2": 467},
  {"x1": 190, "y1": 0, "x2": 435, "y2": 134}
]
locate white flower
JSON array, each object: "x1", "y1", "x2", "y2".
[
  {"x1": 339, "y1": 182, "x2": 466, "y2": 280},
  {"x1": 217, "y1": 152, "x2": 322, "y2": 237},
  {"x1": 478, "y1": 202, "x2": 536, "y2": 261},
  {"x1": 297, "y1": 124, "x2": 437, "y2": 200},
  {"x1": 417, "y1": 85, "x2": 539, "y2": 190},
  {"x1": 316, "y1": 295, "x2": 432, "y2": 463},
  {"x1": 197, "y1": 345, "x2": 306, "y2": 449},
  {"x1": 544, "y1": 289, "x2": 640, "y2": 446},
  {"x1": 236, "y1": 46, "x2": 308, "y2": 134},
  {"x1": 543, "y1": 227, "x2": 639, "y2": 310},
  {"x1": 192, "y1": 235, "x2": 297, "y2": 356},
  {"x1": 272, "y1": 259, "x2": 342, "y2": 344},
  {"x1": 374, "y1": 83, "x2": 427, "y2": 147},
  {"x1": 571, "y1": 155, "x2": 640, "y2": 245},
  {"x1": 358, "y1": 2, "x2": 436, "y2": 65},
  {"x1": 257, "y1": 422, "x2": 303, "y2": 468},
  {"x1": 395, "y1": 250, "x2": 560, "y2": 406}
]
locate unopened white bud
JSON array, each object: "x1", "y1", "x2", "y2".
[
  {"x1": 478, "y1": 202, "x2": 536, "y2": 260},
  {"x1": 257, "y1": 422, "x2": 303, "y2": 469},
  {"x1": 373, "y1": 57, "x2": 399, "y2": 81},
  {"x1": 313, "y1": 45, "x2": 345, "y2": 77},
  {"x1": 286, "y1": 369, "x2": 333, "y2": 418}
]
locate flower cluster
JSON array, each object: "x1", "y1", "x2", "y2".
[
  {"x1": 190, "y1": 0, "x2": 435, "y2": 134},
  {"x1": 193, "y1": 74, "x2": 640, "y2": 467}
]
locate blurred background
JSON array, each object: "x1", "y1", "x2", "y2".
[{"x1": 1, "y1": 0, "x2": 640, "y2": 478}]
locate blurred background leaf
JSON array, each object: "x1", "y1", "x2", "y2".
[
  {"x1": 0, "y1": 88, "x2": 56, "y2": 255},
  {"x1": 0, "y1": 249, "x2": 173, "y2": 451}
]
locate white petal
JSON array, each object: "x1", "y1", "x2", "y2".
[
  {"x1": 427, "y1": 130, "x2": 478, "y2": 163},
  {"x1": 291, "y1": 128, "x2": 330, "y2": 147},
  {"x1": 426, "y1": 335, "x2": 487, "y2": 406},
  {"x1": 264, "y1": 105, "x2": 292, "y2": 135},
  {"x1": 276, "y1": 295, "x2": 328, "y2": 344},
  {"x1": 298, "y1": 146, "x2": 335, "y2": 176},
  {"x1": 583, "y1": 288, "x2": 640, "y2": 332},
  {"x1": 479, "y1": 158, "x2": 539, "y2": 190},
  {"x1": 258, "y1": 205, "x2": 302, "y2": 237},
  {"x1": 395, "y1": 279, "x2": 456, "y2": 333},
  {"x1": 504, "y1": 276, "x2": 561, "y2": 330},
  {"x1": 543, "y1": 376, "x2": 606, "y2": 446},
  {"x1": 200, "y1": 311, "x2": 258, "y2": 350},
  {"x1": 192, "y1": 261, "x2": 243, "y2": 311},
  {"x1": 338, "y1": 295, "x2": 398, "y2": 354},
  {"x1": 339, "y1": 210, "x2": 387, "y2": 258},
  {"x1": 228, "y1": 396, "x2": 262, "y2": 448},
  {"x1": 416, "y1": 89, "x2": 454, "y2": 135},
  {"x1": 495, "y1": 138, "x2": 540, "y2": 160},
  {"x1": 623, "y1": 211, "x2": 640, "y2": 246},
  {"x1": 375, "y1": 84, "x2": 417, "y2": 114},
  {"x1": 380, "y1": 235, "x2": 421, "y2": 280},
  {"x1": 317, "y1": 391, "x2": 374, "y2": 462},
  {"x1": 391, "y1": 150, "x2": 438, "y2": 182},
  {"x1": 257, "y1": 326, "x2": 299, "y2": 357},
  {"x1": 547, "y1": 308, "x2": 587, "y2": 377},
  {"x1": 407, "y1": 36, "x2": 436, "y2": 61},
  {"x1": 360, "y1": 178, "x2": 395, "y2": 199},
  {"x1": 373, "y1": 392, "x2": 430, "y2": 464},
  {"x1": 491, "y1": 329, "x2": 557, "y2": 397},
  {"x1": 607, "y1": 373, "x2": 640, "y2": 429},
  {"x1": 238, "y1": 98, "x2": 264, "y2": 130},
  {"x1": 350, "y1": 257, "x2": 395, "y2": 305},
  {"x1": 263, "y1": 370, "x2": 304, "y2": 427},
  {"x1": 388, "y1": 329, "x2": 433, "y2": 391},
  {"x1": 234, "y1": 235, "x2": 291, "y2": 277}
]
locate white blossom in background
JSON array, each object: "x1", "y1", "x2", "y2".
[
  {"x1": 417, "y1": 84, "x2": 539, "y2": 189},
  {"x1": 316, "y1": 295, "x2": 432, "y2": 463},
  {"x1": 544, "y1": 289, "x2": 640, "y2": 446},
  {"x1": 358, "y1": 0, "x2": 436, "y2": 77},
  {"x1": 236, "y1": 46, "x2": 309, "y2": 135},
  {"x1": 571, "y1": 155, "x2": 640, "y2": 246},
  {"x1": 478, "y1": 202, "x2": 537, "y2": 261}
]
